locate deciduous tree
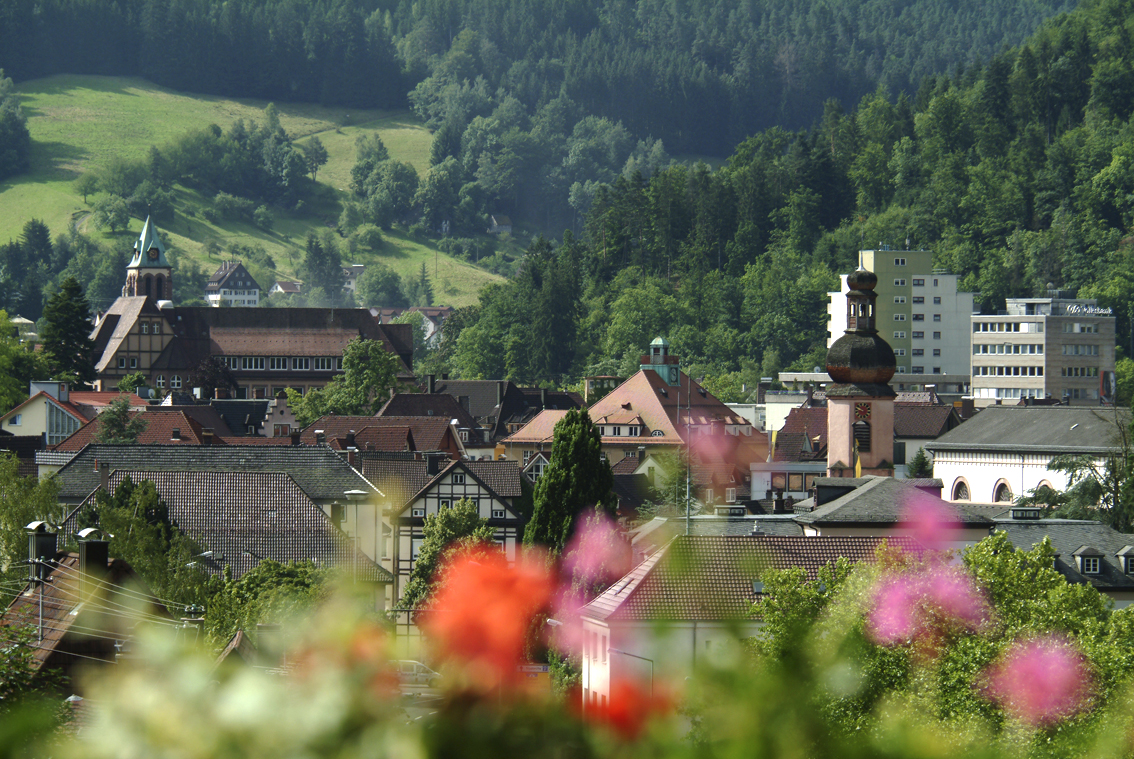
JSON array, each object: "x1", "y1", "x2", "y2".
[{"x1": 400, "y1": 497, "x2": 495, "y2": 609}]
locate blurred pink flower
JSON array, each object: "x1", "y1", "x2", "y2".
[
  {"x1": 867, "y1": 575, "x2": 925, "y2": 645},
  {"x1": 899, "y1": 493, "x2": 961, "y2": 552},
  {"x1": 545, "y1": 584, "x2": 587, "y2": 654},
  {"x1": 986, "y1": 636, "x2": 1092, "y2": 726},
  {"x1": 924, "y1": 566, "x2": 989, "y2": 631},
  {"x1": 562, "y1": 513, "x2": 630, "y2": 586}
]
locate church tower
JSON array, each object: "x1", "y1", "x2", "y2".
[
  {"x1": 825, "y1": 267, "x2": 897, "y2": 478},
  {"x1": 123, "y1": 217, "x2": 173, "y2": 301}
]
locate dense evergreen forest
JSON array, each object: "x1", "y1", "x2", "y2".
[{"x1": 429, "y1": 0, "x2": 1134, "y2": 400}]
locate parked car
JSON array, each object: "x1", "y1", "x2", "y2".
[{"x1": 395, "y1": 660, "x2": 440, "y2": 687}]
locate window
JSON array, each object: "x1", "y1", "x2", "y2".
[
  {"x1": 933, "y1": 367, "x2": 941, "y2": 374},
  {"x1": 933, "y1": 332, "x2": 941, "y2": 339},
  {"x1": 895, "y1": 349, "x2": 906, "y2": 356},
  {"x1": 336, "y1": 357, "x2": 344, "y2": 370},
  {"x1": 726, "y1": 488, "x2": 737, "y2": 503},
  {"x1": 912, "y1": 331, "x2": 924, "y2": 339},
  {"x1": 1083, "y1": 557, "x2": 1100, "y2": 574},
  {"x1": 492, "y1": 509, "x2": 505, "y2": 519},
  {"x1": 933, "y1": 349, "x2": 941, "y2": 356},
  {"x1": 292, "y1": 357, "x2": 311, "y2": 370},
  {"x1": 853, "y1": 420, "x2": 871, "y2": 452},
  {"x1": 893, "y1": 331, "x2": 906, "y2": 339},
  {"x1": 912, "y1": 348, "x2": 924, "y2": 356},
  {"x1": 412, "y1": 508, "x2": 425, "y2": 518},
  {"x1": 612, "y1": 426, "x2": 622, "y2": 436},
  {"x1": 269, "y1": 357, "x2": 287, "y2": 370},
  {"x1": 314, "y1": 357, "x2": 334, "y2": 370},
  {"x1": 894, "y1": 314, "x2": 906, "y2": 321},
  {"x1": 894, "y1": 278, "x2": 906, "y2": 286},
  {"x1": 897, "y1": 366, "x2": 907, "y2": 373},
  {"x1": 912, "y1": 314, "x2": 924, "y2": 321},
  {"x1": 912, "y1": 278, "x2": 925, "y2": 286},
  {"x1": 628, "y1": 426, "x2": 640, "y2": 436},
  {"x1": 129, "y1": 357, "x2": 137, "y2": 369},
  {"x1": 894, "y1": 257, "x2": 906, "y2": 265},
  {"x1": 933, "y1": 297, "x2": 941, "y2": 305},
  {"x1": 242, "y1": 356, "x2": 265, "y2": 370},
  {"x1": 912, "y1": 366, "x2": 924, "y2": 374},
  {"x1": 156, "y1": 376, "x2": 165, "y2": 388},
  {"x1": 523, "y1": 450, "x2": 533, "y2": 465},
  {"x1": 459, "y1": 430, "x2": 469, "y2": 442},
  {"x1": 894, "y1": 296, "x2": 907, "y2": 304},
  {"x1": 933, "y1": 278, "x2": 938, "y2": 286},
  {"x1": 651, "y1": 430, "x2": 664, "y2": 436},
  {"x1": 118, "y1": 357, "x2": 126, "y2": 369},
  {"x1": 153, "y1": 322, "x2": 160, "y2": 335},
  {"x1": 141, "y1": 323, "x2": 149, "y2": 334},
  {"x1": 705, "y1": 489, "x2": 714, "y2": 503},
  {"x1": 452, "y1": 473, "x2": 465, "y2": 485},
  {"x1": 933, "y1": 314, "x2": 941, "y2": 322},
  {"x1": 439, "y1": 500, "x2": 450, "y2": 510},
  {"x1": 170, "y1": 375, "x2": 182, "y2": 389},
  {"x1": 8, "y1": 413, "x2": 21, "y2": 426},
  {"x1": 912, "y1": 296, "x2": 924, "y2": 304}
]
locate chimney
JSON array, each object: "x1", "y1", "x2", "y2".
[
  {"x1": 171, "y1": 428, "x2": 181, "y2": 441},
  {"x1": 26, "y1": 522, "x2": 56, "y2": 581},
  {"x1": 215, "y1": 387, "x2": 229, "y2": 400},
  {"x1": 427, "y1": 374, "x2": 436, "y2": 394},
  {"x1": 540, "y1": 387, "x2": 547, "y2": 409},
  {"x1": 100, "y1": 461, "x2": 110, "y2": 492},
  {"x1": 426, "y1": 452, "x2": 444, "y2": 475},
  {"x1": 346, "y1": 430, "x2": 357, "y2": 448},
  {"x1": 202, "y1": 428, "x2": 214, "y2": 446},
  {"x1": 346, "y1": 450, "x2": 357, "y2": 467},
  {"x1": 315, "y1": 430, "x2": 326, "y2": 445},
  {"x1": 290, "y1": 430, "x2": 301, "y2": 446},
  {"x1": 497, "y1": 381, "x2": 505, "y2": 407},
  {"x1": 58, "y1": 382, "x2": 69, "y2": 403},
  {"x1": 77, "y1": 527, "x2": 111, "y2": 600}
]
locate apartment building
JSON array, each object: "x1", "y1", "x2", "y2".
[
  {"x1": 970, "y1": 298, "x2": 1116, "y2": 405},
  {"x1": 828, "y1": 249, "x2": 974, "y2": 377}
]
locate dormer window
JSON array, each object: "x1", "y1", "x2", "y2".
[
  {"x1": 651, "y1": 430, "x2": 664, "y2": 437},
  {"x1": 1083, "y1": 557, "x2": 1100, "y2": 574},
  {"x1": 628, "y1": 426, "x2": 639, "y2": 436}
]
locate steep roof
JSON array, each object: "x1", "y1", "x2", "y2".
[
  {"x1": 209, "y1": 400, "x2": 269, "y2": 436},
  {"x1": 301, "y1": 415, "x2": 456, "y2": 452},
  {"x1": 91, "y1": 296, "x2": 165, "y2": 373},
  {"x1": 794, "y1": 476, "x2": 995, "y2": 527},
  {"x1": 358, "y1": 455, "x2": 525, "y2": 512},
  {"x1": 583, "y1": 535, "x2": 914, "y2": 622},
  {"x1": 498, "y1": 409, "x2": 568, "y2": 445},
  {"x1": 272, "y1": 281, "x2": 301, "y2": 293},
  {"x1": 205, "y1": 261, "x2": 261, "y2": 293},
  {"x1": 51, "y1": 444, "x2": 379, "y2": 504},
  {"x1": 927, "y1": 406, "x2": 1131, "y2": 455},
  {"x1": 66, "y1": 470, "x2": 391, "y2": 583},
  {"x1": 425, "y1": 379, "x2": 584, "y2": 441},
  {"x1": 128, "y1": 217, "x2": 170, "y2": 268},
  {"x1": 51, "y1": 410, "x2": 224, "y2": 451}
]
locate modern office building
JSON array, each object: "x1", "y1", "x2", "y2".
[
  {"x1": 828, "y1": 249, "x2": 975, "y2": 378},
  {"x1": 970, "y1": 298, "x2": 1116, "y2": 405}
]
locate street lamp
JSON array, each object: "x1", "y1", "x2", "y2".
[{"x1": 607, "y1": 647, "x2": 654, "y2": 696}]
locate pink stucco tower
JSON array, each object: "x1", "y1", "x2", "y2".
[{"x1": 825, "y1": 267, "x2": 897, "y2": 478}]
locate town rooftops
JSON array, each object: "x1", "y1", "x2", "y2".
[
  {"x1": 994, "y1": 518, "x2": 1134, "y2": 590},
  {"x1": 50, "y1": 410, "x2": 230, "y2": 451},
  {"x1": 62, "y1": 470, "x2": 391, "y2": 583},
  {"x1": 377, "y1": 393, "x2": 482, "y2": 434},
  {"x1": 300, "y1": 415, "x2": 459, "y2": 454},
  {"x1": 358, "y1": 454, "x2": 526, "y2": 512},
  {"x1": 51, "y1": 444, "x2": 379, "y2": 505},
  {"x1": 794, "y1": 476, "x2": 994, "y2": 527},
  {"x1": 582, "y1": 534, "x2": 916, "y2": 623},
  {"x1": 926, "y1": 406, "x2": 1130, "y2": 455}
]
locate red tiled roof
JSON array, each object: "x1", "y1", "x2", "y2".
[
  {"x1": 377, "y1": 393, "x2": 481, "y2": 432},
  {"x1": 302, "y1": 416, "x2": 453, "y2": 452},
  {"x1": 774, "y1": 406, "x2": 829, "y2": 462},
  {"x1": 894, "y1": 404, "x2": 959, "y2": 438},
  {"x1": 51, "y1": 411, "x2": 223, "y2": 451}
]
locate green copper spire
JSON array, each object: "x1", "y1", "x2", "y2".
[{"x1": 128, "y1": 217, "x2": 171, "y2": 269}]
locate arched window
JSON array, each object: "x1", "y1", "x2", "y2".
[
  {"x1": 156, "y1": 274, "x2": 165, "y2": 299},
  {"x1": 952, "y1": 479, "x2": 970, "y2": 501},
  {"x1": 853, "y1": 421, "x2": 871, "y2": 453},
  {"x1": 994, "y1": 481, "x2": 1014, "y2": 503},
  {"x1": 156, "y1": 375, "x2": 165, "y2": 388},
  {"x1": 170, "y1": 375, "x2": 182, "y2": 389}
]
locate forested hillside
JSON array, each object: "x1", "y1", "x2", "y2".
[{"x1": 431, "y1": 0, "x2": 1134, "y2": 399}]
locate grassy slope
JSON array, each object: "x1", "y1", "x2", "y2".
[{"x1": 0, "y1": 74, "x2": 501, "y2": 307}]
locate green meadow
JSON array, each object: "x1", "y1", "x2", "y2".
[{"x1": 0, "y1": 75, "x2": 501, "y2": 307}]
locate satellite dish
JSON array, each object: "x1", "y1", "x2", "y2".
[{"x1": 812, "y1": 366, "x2": 822, "y2": 373}]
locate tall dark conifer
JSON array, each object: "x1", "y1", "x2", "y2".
[{"x1": 41, "y1": 277, "x2": 96, "y2": 387}]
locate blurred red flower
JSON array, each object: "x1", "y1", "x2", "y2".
[
  {"x1": 421, "y1": 545, "x2": 554, "y2": 691},
  {"x1": 986, "y1": 635, "x2": 1093, "y2": 726},
  {"x1": 591, "y1": 679, "x2": 671, "y2": 740}
]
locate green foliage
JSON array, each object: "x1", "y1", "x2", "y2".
[
  {"x1": 523, "y1": 409, "x2": 614, "y2": 553},
  {"x1": 286, "y1": 338, "x2": 402, "y2": 428},
  {"x1": 186, "y1": 355, "x2": 238, "y2": 400},
  {"x1": 399, "y1": 497, "x2": 495, "y2": 609},
  {"x1": 0, "y1": 453, "x2": 62, "y2": 606},
  {"x1": 301, "y1": 232, "x2": 344, "y2": 297},
  {"x1": 0, "y1": 310, "x2": 47, "y2": 416},
  {"x1": 116, "y1": 372, "x2": 148, "y2": 394},
  {"x1": 301, "y1": 137, "x2": 329, "y2": 181},
  {"x1": 204, "y1": 560, "x2": 330, "y2": 650},
  {"x1": 354, "y1": 261, "x2": 407, "y2": 307},
  {"x1": 40, "y1": 277, "x2": 95, "y2": 387},
  {"x1": 906, "y1": 447, "x2": 934, "y2": 479},
  {"x1": 0, "y1": 69, "x2": 31, "y2": 182},
  {"x1": 93, "y1": 395, "x2": 147, "y2": 444},
  {"x1": 91, "y1": 194, "x2": 129, "y2": 232}
]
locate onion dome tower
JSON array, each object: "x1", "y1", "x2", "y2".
[{"x1": 825, "y1": 267, "x2": 897, "y2": 478}]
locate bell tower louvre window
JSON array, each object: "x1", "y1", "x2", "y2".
[{"x1": 853, "y1": 421, "x2": 871, "y2": 452}]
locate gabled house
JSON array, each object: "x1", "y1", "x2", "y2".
[
  {"x1": 375, "y1": 307, "x2": 454, "y2": 346},
  {"x1": 580, "y1": 535, "x2": 913, "y2": 715},
  {"x1": 205, "y1": 260, "x2": 262, "y2": 307},
  {"x1": 892, "y1": 392, "x2": 962, "y2": 477},
  {"x1": 46, "y1": 409, "x2": 231, "y2": 456},
  {"x1": 752, "y1": 406, "x2": 829, "y2": 503},
  {"x1": 359, "y1": 453, "x2": 529, "y2": 603},
  {"x1": 377, "y1": 393, "x2": 490, "y2": 457},
  {"x1": 61, "y1": 470, "x2": 393, "y2": 609},
  {"x1": 487, "y1": 214, "x2": 512, "y2": 234},
  {"x1": 0, "y1": 382, "x2": 147, "y2": 447},
  {"x1": 422, "y1": 376, "x2": 584, "y2": 444},
  {"x1": 269, "y1": 281, "x2": 301, "y2": 296},
  {"x1": 342, "y1": 264, "x2": 365, "y2": 294}
]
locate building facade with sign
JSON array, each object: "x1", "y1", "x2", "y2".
[{"x1": 970, "y1": 298, "x2": 1116, "y2": 406}]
